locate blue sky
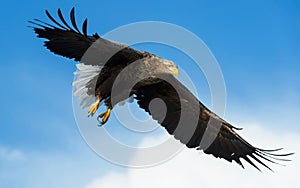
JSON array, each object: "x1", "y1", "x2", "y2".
[{"x1": 0, "y1": 0, "x2": 299, "y2": 187}]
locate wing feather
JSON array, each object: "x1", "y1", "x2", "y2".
[
  {"x1": 45, "y1": 10, "x2": 68, "y2": 30},
  {"x1": 30, "y1": 8, "x2": 294, "y2": 171},
  {"x1": 82, "y1": 18, "x2": 88, "y2": 37},
  {"x1": 57, "y1": 8, "x2": 73, "y2": 31},
  {"x1": 134, "y1": 75, "x2": 293, "y2": 171},
  {"x1": 30, "y1": 8, "x2": 144, "y2": 66},
  {"x1": 70, "y1": 7, "x2": 81, "y2": 33}
]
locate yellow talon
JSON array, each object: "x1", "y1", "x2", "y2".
[
  {"x1": 88, "y1": 97, "x2": 101, "y2": 117},
  {"x1": 97, "y1": 108, "x2": 111, "y2": 125}
]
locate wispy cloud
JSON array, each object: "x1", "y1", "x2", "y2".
[
  {"x1": 0, "y1": 147, "x2": 26, "y2": 161},
  {"x1": 0, "y1": 145, "x2": 124, "y2": 188},
  {"x1": 85, "y1": 123, "x2": 299, "y2": 188}
]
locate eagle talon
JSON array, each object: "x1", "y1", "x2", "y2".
[
  {"x1": 97, "y1": 108, "x2": 111, "y2": 125},
  {"x1": 88, "y1": 97, "x2": 101, "y2": 117},
  {"x1": 97, "y1": 122, "x2": 103, "y2": 127},
  {"x1": 96, "y1": 114, "x2": 104, "y2": 125}
]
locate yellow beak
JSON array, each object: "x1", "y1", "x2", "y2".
[{"x1": 172, "y1": 68, "x2": 179, "y2": 77}]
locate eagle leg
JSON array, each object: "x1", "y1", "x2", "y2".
[
  {"x1": 88, "y1": 96, "x2": 102, "y2": 117},
  {"x1": 97, "y1": 107, "x2": 111, "y2": 126}
]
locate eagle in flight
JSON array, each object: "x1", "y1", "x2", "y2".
[{"x1": 29, "y1": 8, "x2": 293, "y2": 171}]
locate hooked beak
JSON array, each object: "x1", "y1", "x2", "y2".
[{"x1": 172, "y1": 68, "x2": 179, "y2": 77}]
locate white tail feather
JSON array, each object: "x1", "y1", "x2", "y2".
[{"x1": 73, "y1": 63, "x2": 102, "y2": 109}]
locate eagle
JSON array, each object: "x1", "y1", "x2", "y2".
[{"x1": 29, "y1": 8, "x2": 293, "y2": 171}]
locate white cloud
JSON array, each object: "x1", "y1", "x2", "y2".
[
  {"x1": 86, "y1": 172, "x2": 130, "y2": 188},
  {"x1": 85, "y1": 123, "x2": 299, "y2": 188},
  {"x1": 0, "y1": 147, "x2": 26, "y2": 161},
  {"x1": 0, "y1": 145, "x2": 117, "y2": 188}
]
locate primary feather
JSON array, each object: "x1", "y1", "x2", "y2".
[{"x1": 30, "y1": 8, "x2": 294, "y2": 171}]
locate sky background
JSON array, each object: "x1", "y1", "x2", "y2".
[{"x1": 0, "y1": 0, "x2": 299, "y2": 187}]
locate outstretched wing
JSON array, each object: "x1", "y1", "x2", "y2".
[
  {"x1": 30, "y1": 8, "x2": 146, "y2": 109},
  {"x1": 29, "y1": 8, "x2": 99, "y2": 62},
  {"x1": 29, "y1": 8, "x2": 144, "y2": 67},
  {"x1": 134, "y1": 75, "x2": 293, "y2": 171}
]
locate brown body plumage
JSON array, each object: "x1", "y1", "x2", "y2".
[{"x1": 30, "y1": 8, "x2": 293, "y2": 171}]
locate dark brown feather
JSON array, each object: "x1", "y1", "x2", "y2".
[
  {"x1": 82, "y1": 18, "x2": 88, "y2": 37},
  {"x1": 30, "y1": 8, "x2": 148, "y2": 111},
  {"x1": 30, "y1": 9, "x2": 99, "y2": 61},
  {"x1": 134, "y1": 75, "x2": 293, "y2": 171},
  {"x1": 30, "y1": 8, "x2": 293, "y2": 171},
  {"x1": 70, "y1": 8, "x2": 81, "y2": 33},
  {"x1": 30, "y1": 8, "x2": 144, "y2": 66},
  {"x1": 57, "y1": 8, "x2": 73, "y2": 31},
  {"x1": 45, "y1": 10, "x2": 68, "y2": 30}
]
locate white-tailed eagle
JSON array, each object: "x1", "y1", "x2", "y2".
[{"x1": 29, "y1": 8, "x2": 293, "y2": 171}]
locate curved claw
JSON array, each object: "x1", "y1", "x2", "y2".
[
  {"x1": 97, "y1": 108, "x2": 111, "y2": 126},
  {"x1": 97, "y1": 115, "x2": 101, "y2": 122},
  {"x1": 88, "y1": 97, "x2": 101, "y2": 117}
]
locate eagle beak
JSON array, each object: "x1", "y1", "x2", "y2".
[{"x1": 172, "y1": 68, "x2": 179, "y2": 77}]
